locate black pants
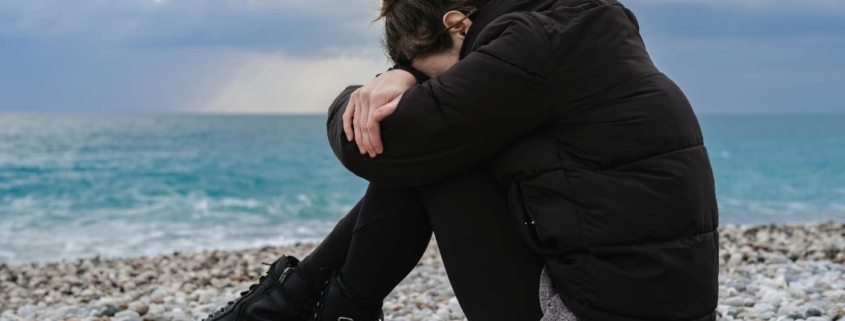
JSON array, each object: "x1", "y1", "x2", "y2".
[{"x1": 299, "y1": 169, "x2": 544, "y2": 321}]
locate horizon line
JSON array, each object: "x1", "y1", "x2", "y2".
[{"x1": 2, "y1": 111, "x2": 845, "y2": 116}]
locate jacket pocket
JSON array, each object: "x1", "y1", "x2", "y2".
[
  {"x1": 508, "y1": 181, "x2": 548, "y2": 255},
  {"x1": 510, "y1": 169, "x2": 582, "y2": 255}
]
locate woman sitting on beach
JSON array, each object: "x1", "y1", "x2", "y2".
[{"x1": 206, "y1": 0, "x2": 720, "y2": 320}]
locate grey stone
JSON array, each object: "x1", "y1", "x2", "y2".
[
  {"x1": 16, "y1": 305, "x2": 37, "y2": 318},
  {"x1": 807, "y1": 308, "x2": 824, "y2": 317}
]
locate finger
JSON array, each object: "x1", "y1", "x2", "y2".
[
  {"x1": 353, "y1": 93, "x2": 366, "y2": 154},
  {"x1": 366, "y1": 93, "x2": 387, "y2": 156},
  {"x1": 343, "y1": 92, "x2": 356, "y2": 141},
  {"x1": 373, "y1": 96, "x2": 401, "y2": 122},
  {"x1": 359, "y1": 96, "x2": 376, "y2": 157},
  {"x1": 373, "y1": 104, "x2": 397, "y2": 122},
  {"x1": 368, "y1": 117, "x2": 383, "y2": 155}
]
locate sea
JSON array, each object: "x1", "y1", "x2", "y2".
[{"x1": 1, "y1": 114, "x2": 843, "y2": 264}]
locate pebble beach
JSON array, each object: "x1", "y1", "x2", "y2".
[{"x1": 2, "y1": 222, "x2": 845, "y2": 321}]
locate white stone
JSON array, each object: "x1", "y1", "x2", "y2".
[
  {"x1": 164, "y1": 310, "x2": 192, "y2": 321},
  {"x1": 434, "y1": 307, "x2": 449, "y2": 318},
  {"x1": 147, "y1": 303, "x2": 166, "y2": 316},
  {"x1": 723, "y1": 297, "x2": 745, "y2": 307},
  {"x1": 727, "y1": 254, "x2": 744, "y2": 266},
  {"x1": 16, "y1": 305, "x2": 37, "y2": 318},
  {"x1": 150, "y1": 289, "x2": 165, "y2": 300},
  {"x1": 448, "y1": 297, "x2": 463, "y2": 315},
  {"x1": 755, "y1": 303, "x2": 776, "y2": 312},
  {"x1": 112, "y1": 310, "x2": 142, "y2": 321},
  {"x1": 761, "y1": 289, "x2": 790, "y2": 305}
]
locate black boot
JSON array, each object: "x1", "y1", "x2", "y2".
[
  {"x1": 314, "y1": 273, "x2": 384, "y2": 321},
  {"x1": 203, "y1": 256, "x2": 321, "y2": 321}
]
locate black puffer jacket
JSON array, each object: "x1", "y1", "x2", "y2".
[{"x1": 327, "y1": 1, "x2": 718, "y2": 320}]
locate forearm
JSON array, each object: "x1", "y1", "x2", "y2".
[
  {"x1": 327, "y1": 85, "x2": 361, "y2": 165},
  {"x1": 328, "y1": 85, "x2": 444, "y2": 187},
  {"x1": 327, "y1": 13, "x2": 553, "y2": 185}
]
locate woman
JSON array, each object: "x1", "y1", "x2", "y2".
[
  {"x1": 207, "y1": 0, "x2": 720, "y2": 320},
  {"x1": 205, "y1": 2, "x2": 547, "y2": 321}
]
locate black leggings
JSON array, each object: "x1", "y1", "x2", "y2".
[{"x1": 299, "y1": 169, "x2": 544, "y2": 321}]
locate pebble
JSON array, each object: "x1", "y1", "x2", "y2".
[
  {"x1": 2, "y1": 223, "x2": 845, "y2": 321},
  {"x1": 755, "y1": 303, "x2": 775, "y2": 312},
  {"x1": 150, "y1": 289, "x2": 164, "y2": 300},
  {"x1": 15, "y1": 305, "x2": 36, "y2": 318},
  {"x1": 727, "y1": 254, "x2": 744, "y2": 267},
  {"x1": 724, "y1": 297, "x2": 746, "y2": 307},
  {"x1": 147, "y1": 304, "x2": 166, "y2": 316},
  {"x1": 129, "y1": 302, "x2": 149, "y2": 316},
  {"x1": 112, "y1": 310, "x2": 142, "y2": 321}
]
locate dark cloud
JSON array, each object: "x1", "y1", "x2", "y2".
[{"x1": 0, "y1": 0, "x2": 843, "y2": 113}]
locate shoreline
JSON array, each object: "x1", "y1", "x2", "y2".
[
  {"x1": 5, "y1": 220, "x2": 843, "y2": 269},
  {"x1": 1, "y1": 222, "x2": 845, "y2": 321}
]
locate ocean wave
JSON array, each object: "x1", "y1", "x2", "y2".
[
  {"x1": 0, "y1": 218, "x2": 339, "y2": 266},
  {"x1": 0, "y1": 191, "x2": 360, "y2": 264}
]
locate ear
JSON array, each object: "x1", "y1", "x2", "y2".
[{"x1": 443, "y1": 10, "x2": 471, "y2": 39}]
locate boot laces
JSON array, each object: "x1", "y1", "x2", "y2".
[{"x1": 201, "y1": 262, "x2": 273, "y2": 321}]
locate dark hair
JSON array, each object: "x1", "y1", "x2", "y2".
[{"x1": 377, "y1": 0, "x2": 489, "y2": 65}]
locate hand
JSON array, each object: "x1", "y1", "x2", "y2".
[{"x1": 343, "y1": 69, "x2": 416, "y2": 157}]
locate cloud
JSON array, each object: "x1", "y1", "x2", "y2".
[
  {"x1": 196, "y1": 33, "x2": 845, "y2": 115},
  {"x1": 0, "y1": 44, "x2": 391, "y2": 114},
  {"x1": 199, "y1": 49, "x2": 390, "y2": 114},
  {"x1": 0, "y1": 0, "x2": 389, "y2": 113},
  {"x1": 1, "y1": 0, "x2": 843, "y2": 114},
  {"x1": 645, "y1": 35, "x2": 845, "y2": 113},
  {"x1": 0, "y1": 43, "x2": 241, "y2": 113},
  {"x1": 0, "y1": 0, "x2": 381, "y2": 52},
  {"x1": 632, "y1": 0, "x2": 845, "y2": 10}
]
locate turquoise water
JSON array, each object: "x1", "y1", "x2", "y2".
[{"x1": 1, "y1": 114, "x2": 843, "y2": 264}]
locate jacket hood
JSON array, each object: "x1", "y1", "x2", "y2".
[{"x1": 460, "y1": 0, "x2": 556, "y2": 59}]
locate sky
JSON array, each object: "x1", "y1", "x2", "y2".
[{"x1": 0, "y1": 0, "x2": 843, "y2": 114}]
